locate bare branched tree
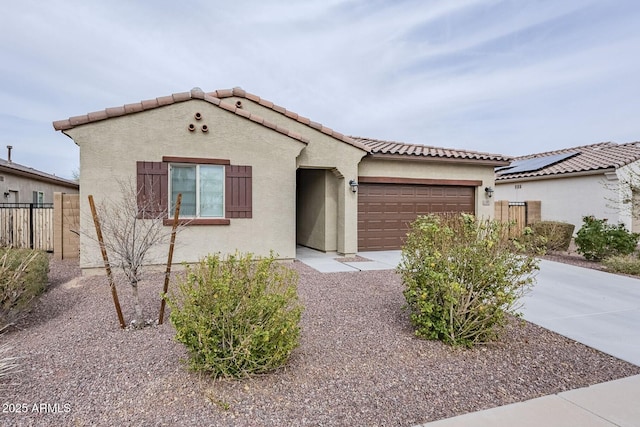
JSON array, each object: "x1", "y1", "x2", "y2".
[
  {"x1": 88, "y1": 180, "x2": 181, "y2": 328},
  {"x1": 603, "y1": 164, "x2": 640, "y2": 226}
]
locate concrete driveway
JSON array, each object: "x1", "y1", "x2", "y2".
[{"x1": 521, "y1": 260, "x2": 640, "y2": 366}]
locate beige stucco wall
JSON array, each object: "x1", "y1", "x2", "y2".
[
  {"x1": 66, "y1": 100, "x2": 306, "y2": 269},
  {"x1": 0, "y1": 172, "x2": 77, "y2": 204},
  {"x1": 358, "y1": 158, "x2": 497, "y2": 219},
  {"x1": 296, "y1": 169, "x2": 326, "y2": 250},
  {"x1": 494, "y1": 172, "x2": 620, "y2": 231},
  {"x1": 296, "y1": 169, "x2": 339, "y2": 252},
  {"x1": 226, "y1": 97, "x2": 367, "y2": 255}
]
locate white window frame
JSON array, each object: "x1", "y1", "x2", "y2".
[
  {"x1": 33, "y1": 190, "x2": 44, "y2": 206},
  {"x1": 168, "y1": 163, "x2": 225, "y2": 218}
]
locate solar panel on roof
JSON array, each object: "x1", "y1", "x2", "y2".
[{"x1": 497, "y1": 152, "x2": 579, "y2": 175}]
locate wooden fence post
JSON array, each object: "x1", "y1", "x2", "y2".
[
  {"x1": 158, "y1": 193, "x2": 181, "y2": 325},
  {"x1": 88, "y1": 195, "x2": 126, "y2": 329}
]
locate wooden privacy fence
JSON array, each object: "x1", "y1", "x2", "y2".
[
  {"x1": 53, "y1": 193, "x2": 80, "y2": 260},
  {"x1": 0, "y1": 203, "x2": 54, "y2": 251},
  {"x1": 494, "y1": 200, "x2": 541, "y2": 236}
]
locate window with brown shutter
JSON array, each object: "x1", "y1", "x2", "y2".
[
  {"x1": 136, "y1": 161, "x2": 168, "y2": 218},
  {"x1": 225, "y1": 165, "x2": 252, "y2": 218},
  {"x1": 137, "y1": 159, "x2": 252, "y2": 223}
]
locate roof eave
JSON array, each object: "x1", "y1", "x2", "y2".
[
  {"x1": 53, "y1": 88, "x2": 310, "y2": 146},
  {"x1": 495, "y1": 167, "x2": 616, "y2": 183},
  {"x1": 0, "y1": 164, "x2": 79, "y2": 188},
  {"x1": 213, "y1": 89, "x2": 371, "y2": 153},
  {"x1": 368, "y1": 152, "x2": 511, "y2": 167}
]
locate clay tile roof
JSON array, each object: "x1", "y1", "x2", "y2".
[
  {"x1": 52, "y1": 87, "x2": 308, "y2": 145},
  {"x1": 351, "y1": 136, "x2": 511, "y2": 164},
  {"x1": 495, "y1": 142, "x2": 640, "y2": 181},
  {"x1": 0, "y1": 158, "x2": 79, "y2": 188},
  {"x1": 209, "y1": 87, "x2": 370, "y2": 152}
]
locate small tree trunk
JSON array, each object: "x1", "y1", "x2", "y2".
[{"x1": 130, "y1": 280, "x2": 145, "y2": 328}]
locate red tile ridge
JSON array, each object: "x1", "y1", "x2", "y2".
[
  {"x1": 208, "y1": 87, "x2": 370, "y2": 153},
  {"x1": 156, "y1": 95, "x2": 174, "y2": 106},
  {"x1": 52, "y1": 87, "x2": 309, "y2": 145},
  {"x1": 351, "y1": 136, "x2": 510, "y2": 162},
  {"x1": 69, "y1": 114, "x2": 89, "y2": 126},
  {"x1": 172, "y1": 91, "x2": 191, "y2": 102},
  {"x1": 124, "y1": 102, "x2": 144, "y2": 114},
  {"x1": 87, "y1": 110, "x2": 108, "y2": 122},
  {"x1": 105, "y1": 106, "x2": 125, "y2": 118}
]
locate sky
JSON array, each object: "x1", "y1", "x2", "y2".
[{"x1": 1, "y1": 0, "x2": 639, "y2": 180}]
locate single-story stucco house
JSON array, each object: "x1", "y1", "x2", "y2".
[
  {"x1": 495, "y1": 141, "x2": 640, "y2": 232},
  {"x1": 0, "y1": 145, "x2": 79, "y2": 205},
  {"x1": 53, "y1": 87, "x2": 509, "y2": 270}
]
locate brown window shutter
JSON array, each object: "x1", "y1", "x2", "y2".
[
  {"x1": 136, "y1": 161, "x2": 168, "y2": 218},
  {"x1": 225, "y1": 165, "x2": 252, "y2": 218}
]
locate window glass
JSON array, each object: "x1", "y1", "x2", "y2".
[
  {"x1": 171, "y1": 165, "x2": 196, "y2": 216},
  {"x1": 170, "y1": 164, "x2": 224, "y2": 218},
  {"x1": 32, "y1": 191, "x2": 44, "y2": 206},
  {"x1": 199, "y1": 165, "x2": 224, "y2": 217}
]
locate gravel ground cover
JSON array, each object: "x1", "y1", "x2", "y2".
[{"x1": 1, "y1": 256, "x2": 639, "y2": 426}]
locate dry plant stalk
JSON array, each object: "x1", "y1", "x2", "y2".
[
  {"x1": 0, "y1": 325, "x2": 20, "y2": 383},
  {"x1": 87, "y1": 181, "x2": 182, "y2": 328}
]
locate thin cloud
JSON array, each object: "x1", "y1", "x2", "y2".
[{"x1": 0, "y1": 0, "x2": 638, "y2": 177}]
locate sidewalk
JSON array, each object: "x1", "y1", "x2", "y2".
[{"x1": 415, "y1": 374, "x2": 640, "y2": 427}]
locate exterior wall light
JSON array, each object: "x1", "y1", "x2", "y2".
[
  {"x1": 484, "y1": 187, "x2": 494, "y2": 198},
  {"x1": 349, "y1": 179, "x2": 359, "y2": 193}
]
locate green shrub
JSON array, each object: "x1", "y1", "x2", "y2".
[
  {"x1": 0, "y1": 249, "x2": 49, "y2": 326},
  {"x1": 398, "y1": 214, "x2": 539, "y2": 347},
  {"x1": 575, "y1": 216, "x2": 639, "y2": 261},
  {"x1": 602, "y1": 254, "x2": 640, "y2": 276},
  {"x1": 531, "y1": 221, "x2": 575, "y2": 251},
  {"x1": 166, "y1": 252, "x2": 303, "y2": 379},
  {"x1": 511, "y1": 226, "x2": 548, "y2": 256}
]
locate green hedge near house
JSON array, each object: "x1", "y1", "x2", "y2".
[
  {"x1": 531, "y1": 221, "x2": 575, "y2": 252},
  {"x1": 398, "y1": 214, "x2": 539, "y2": 348},
  {"x1": 0, "y1": 249, "x2": 49, "y2": 327},
  {"x1": 166, "y1": 252, "x2": 303, "y2": 379},
  {"x1": 575, "y1": 216, "x2": 639, "y2": 261}
]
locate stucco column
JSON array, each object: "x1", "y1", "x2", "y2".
[{"x1": 337, "y1": 176, "x2": 359, "y2": 256}]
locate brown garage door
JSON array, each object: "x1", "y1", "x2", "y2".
[{"x1": 358, "y1": 183, "x2": 475, "y2": 251}]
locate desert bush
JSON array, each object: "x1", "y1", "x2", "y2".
[
  {"x1": 602, "y1": 254, "x2": 640, "y2": 276},
  {"x1": 167, "y1": 252, "x2": 303, "y2": 379},
  {"x1": 0, "y1": 324, "x2": 20, "y2": 382},
  {"x1": 398, "y1": 214, "x2": 539, "y2": 347},
  {"x1": 531, "y1": 221, "x2": 575, "y2": 251},
  {"x1": 0, "y1": 249, "x2": 49, "y2": 326},
  {"x1": 510, "y1": 226, "x2": 548, "y2": 256},
  {"x1": 575, "y1": 216, "x2": 639, "y2": 261}
]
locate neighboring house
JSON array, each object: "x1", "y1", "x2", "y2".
[
  {"x1": 495, "y1": 142, "x2": 640, "y2": 232},
  {"x1": 0, "y1": 147, "x2": 79, "y2": 205},
  {"x1": 53, "y1": 87, "x2": 509, "y2": 270}
]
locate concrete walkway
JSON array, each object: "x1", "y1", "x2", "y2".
[
  {"x1": 295, "y1": 246, "x2": 401, "y2": 272},
  {"x1": 296, "y1": 249, "x2": 640, "y2": 427}
]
